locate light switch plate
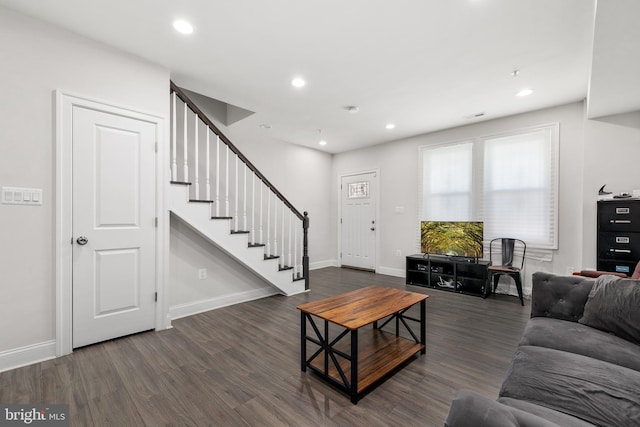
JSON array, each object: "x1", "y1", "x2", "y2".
[{"x1": 2, "y1": 186, "x2": 43, "y2": 205}]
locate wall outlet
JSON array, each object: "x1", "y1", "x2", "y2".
[
  {"x1": 198, "y1": 268, "x2": 207, "y2": 280},
  {"x1": 395, "y1": 249, "x2": 402, "y2": 257}
]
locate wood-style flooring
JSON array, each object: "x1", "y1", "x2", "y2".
[{"x1": 0, "y1": 267, "x2": 531, "y2": 426}]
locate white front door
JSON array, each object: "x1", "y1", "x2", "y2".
[
  {"x1": 72, "y1": 106, "x2": 157, "y2": 348},
  {"x1": 340, "y1": 172, "x2": 377, "y2": 271}
]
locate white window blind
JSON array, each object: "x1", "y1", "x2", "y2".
[
  {"x1": 483, "y1": 126, "x2": 558, "y2": 248},
  {"x1": 421, "y1": 141, "x2": 473, "y2": 221},
  {"x1": 420, "y1": 124, "x2": 558, "y2": 249}
]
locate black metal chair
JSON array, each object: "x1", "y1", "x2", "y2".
[{"x1": 485, "y1": 238, "x2": 526, "y2": 305}]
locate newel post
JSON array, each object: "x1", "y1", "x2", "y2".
[{"x1": 303, "y1": 211, "x2": 310, "y2": 290}]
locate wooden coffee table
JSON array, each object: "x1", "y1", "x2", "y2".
[{"x1": 297, "y1": 285, "x2": 428, "y2": 403}]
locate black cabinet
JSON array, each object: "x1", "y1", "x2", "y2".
[
  {"x1": 406, "y1": 254, "x2": 489, "y2": 296},
  {"x1": 597, "y1": 199, "x2": 640, "y2": 274}
]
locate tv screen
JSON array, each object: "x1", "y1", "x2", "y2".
[{"x1": 421, "y1": 221, "x2": 483, "y2": 259}]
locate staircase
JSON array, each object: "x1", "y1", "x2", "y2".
[{"x1": 169, "y1": 82, "x2": 309, "y2": 296}]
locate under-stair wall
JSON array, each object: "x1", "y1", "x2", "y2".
[{"x1": 168, "y1": 82, "x2": 309, "y2": 298}]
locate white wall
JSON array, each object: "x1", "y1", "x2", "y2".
[
  {"x1": 581, "y1": 111, "x2": 640, "y2": 268},
  {"x1": 169, "y1": 217, "x2": 277, "y2": 319},
  {"x1": 0, "y1": 7, "x2": 169, "y2": 355},
  {"x1": 332, "y1": 102, "x2": 588, "y2": 295}
]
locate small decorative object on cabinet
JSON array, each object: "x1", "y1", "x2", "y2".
[
  {"x1": 405, "y1": 254, "x2": 490, "y2": 296},
  {"x1": 597, "y1": 199, "x2": 640, "y2": 274}
]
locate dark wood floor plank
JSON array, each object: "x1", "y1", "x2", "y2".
[
  {"x1": 0, "y1": 363, "x2": 42, "y2": 404},
  {"x1": 0, "y1": 267, "x2": 530, "y2": 426}
]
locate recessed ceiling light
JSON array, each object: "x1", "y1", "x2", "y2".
[
  {"x1": 319, "y1": 140, "x2": 327, "y2": 146},
  {"x1": 259, "y1": 124, "x2": 271, "y2": 129},
  {"x1": 517, "y1": 88, "x2": 533, "y2": 97},
  {"x1": 291, "y1": 77, "x2": 306, "y2": 88},
  {"x1": 173, "y1": 20, "x2": 194, "y2": 35},
  {"x1": 345, "y1": 106, "x2": 359, "y2": 114},
  {"x1": 385, "y1": 123, "x2": 396, "y2": 130}
]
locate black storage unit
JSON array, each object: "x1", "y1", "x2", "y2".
[
  {"x1": 597, "y1": 199, "x2": 640, "y2": 274},
  {"x1": 405, "y1": 254, "x2": 489, "y2": 296}
]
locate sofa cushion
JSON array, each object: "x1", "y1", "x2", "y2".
[
  {"x1": 445, "y1": 389, "x2": 564, "y2": 427},
  {"x1": 530, "y1": 272, "x2": 592, "y2": 321},
  {"x1": 520, "y1": 317, "x2": 640, "y2": 372},
  {"x1": 578, "y1": 275, "x2": 640, "y2": 345},
  {"x1": 500, "y1": 345, "x2": 640, "y2": 427},
  {"x1": 497, "y1": 398, "x2": 596, "y2": 427}
]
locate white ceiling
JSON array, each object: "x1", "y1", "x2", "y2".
[{"x1": 0, "y1": 0, "x2": 619, "y2": 153}]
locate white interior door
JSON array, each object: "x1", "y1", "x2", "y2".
[
  {"x1": 72, "y1": 105, "x2": 157, "y2": 348},
  {"x1": 340, "y1": 172, "x2": 377, "y2": 271}
]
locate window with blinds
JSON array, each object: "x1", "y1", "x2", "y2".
[{"x1": 420, "y1": 124, "x2": 559, "y2": 249}]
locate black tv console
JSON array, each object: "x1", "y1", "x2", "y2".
[{"x1": 405, "y1": 254, "x2": 490, "y2": 296}]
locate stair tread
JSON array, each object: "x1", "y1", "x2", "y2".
[
  {"x1": 231, "y1": 230, "x2": 250, "y2": 234},
  {"x1": 189, "y1": 199, "x2": 214, "y2": 203},
  {"x1": 293, "y1": 276, "x2": 306, "y2": 282},
  {"x1": 248, "y1": 243, "x2": 266, "y2": 248},
  {"x1": 211, "y1": 216, "x2": 233, "y2": 220},
  {"x1": 264, "y1": 255, "x2": 280, "y2": 260},
  {"x1": 170, "y1": 181, "x2": 192, "y2": 186},
  {"x1": 279, "y1": 265, "x2": 294, "y2": 271}
]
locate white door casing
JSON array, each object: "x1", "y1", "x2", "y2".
[
  {"x1": 56, "y1": 92, "x2": 165, "y2": 355},
  {"x1": 72, "y1": 106, "x2": 157, "y2": 348},
  {"x1": 340, "y1": 172, "x2": 378, "y2": 271}
]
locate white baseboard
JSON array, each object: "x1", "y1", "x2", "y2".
[
  {"x1": 310, "y1": 259, "x2": 338, "y2": 270},
  {"x1": 376, "y1": 266, "x2": 406, "y2": 278},
  {"x1": 169, "y1": 287, "x2": 278, "y2": 321},
  {"x1": 0, "y1": 340, "x2": 56, "y2": 373}
]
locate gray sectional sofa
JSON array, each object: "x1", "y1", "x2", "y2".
[{"x1": 445, "y1": 272, "x2": 640, "y2": 427}]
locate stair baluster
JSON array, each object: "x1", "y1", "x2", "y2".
[
  {"x1": 266, "y1": 191, "x2": 271, "y2": 256},
  {"x1": 171, "y1": 92, "x2": 178, "y2": 181},
  {"x1": 205, "y1": 128, "x2": 211, "y2": 201},
  {"x1": 183, "y1": 102, "x2": 188, "y2": 182},
  {"x1": 194, "y1": 112, "x2": 199, "y2": 197},
  {"x1": 215, "y1": 135, "x2": 220, "y2": 216}
]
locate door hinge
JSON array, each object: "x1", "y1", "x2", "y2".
[
  {"x1": 155, "y1": 217, "x2": 158, "y2": 227},
  {"x1": 155, "y1": 292, "x2": 158, "y2": 302},
  {"x1": 155, "y1": 142, "x2": 158, "y2": 153},
  {"x1": 71, "y1": 237, "x2": 74, "y2": 245}
]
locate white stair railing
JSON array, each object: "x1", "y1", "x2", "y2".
[{"x1": 170, "y1": 82, "x2": 309, "y2": 286}]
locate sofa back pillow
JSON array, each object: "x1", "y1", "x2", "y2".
[
  {"x1": 578, "y1": 275, "x2": 640, "y2": 345},
  {"x1": 531, "y1": 272, "x2": 593, "y2": 321}
]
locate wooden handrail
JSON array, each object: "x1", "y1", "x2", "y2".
[{"x1": 170, "y1": 81, "x2": 304, "y2": 221}]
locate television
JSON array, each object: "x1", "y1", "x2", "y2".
[{"x1": 421, "y1": 221, "x2": 484, "y2": 260}]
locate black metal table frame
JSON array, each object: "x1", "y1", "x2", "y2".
[{"x1": 300, "y1": 299, "x2": 426, "y2": 403}]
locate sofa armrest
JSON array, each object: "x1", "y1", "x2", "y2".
[
  {"x1": 530, "y1": 272, "x2": 593, "y2": 322},
  {"x1": 573, "y1": 270, "x2": 627, "y2": 279},
  {"x1": 444, "y1": 389, "x2": 562, "y2": 427}
]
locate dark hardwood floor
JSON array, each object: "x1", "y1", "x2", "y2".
[{"x1": 0, "y1": 267, "x2": 530, "y2": 426}]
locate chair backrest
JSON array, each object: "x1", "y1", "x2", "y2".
[{"x1": 489, "y1": 238, "x2": 526, "y2": 269}]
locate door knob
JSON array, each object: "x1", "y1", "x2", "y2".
[
  {"x1": 370, "y1": 227, "x2": 375, "y2": 231},
  {"x1": 76, "y1": 236, "x2": 88, "y2": 245}
]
